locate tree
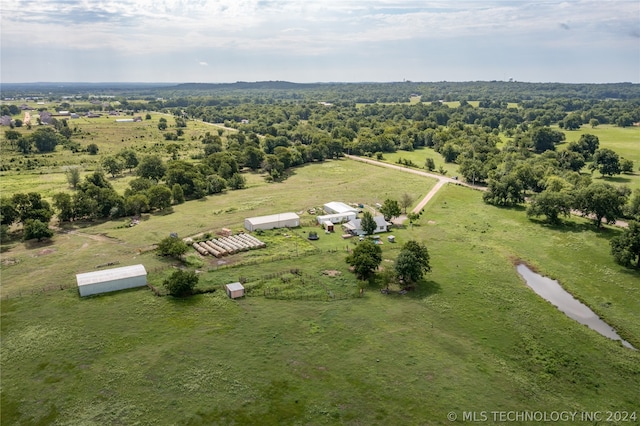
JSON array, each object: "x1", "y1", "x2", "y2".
[
  {"x1": 360, "y1": 211, "x2": 377, "y2": 235},
  {"x1": 620, "y1": 159, "x2": 634, "y2": 174},
  {"x1": 157, "y1": 236, "x2": 188, "y2": 258},
  {"x1": 66, "y1": 166, "x2": 81, "y2": 189},
  {"x1": 12, "y1": 192, "x2": 53, "y2": 224},
  {"x1": 53, "y1": 192, "x2": 74, "y2": 222},
  {"x1": 86, "y1": 143, "x2": 99, "y2": 155},
  {"x1": 483, "y1": 174, "x2": 524, "y2": 206},
  {"x1": 172, "y1": 184, "x2": 185, "y2": 204},
  {"x1": 227, "y1": 173, "x2": 246, "y2": 190},
  {"x1": 0, "y1": 197, "x2": 18, "y2": 226},
  {"x1": 17, "y1": 137, "x2": 33, "y2": 154},
  {"x1": 590, "y1": 148, "x2": 620, "y2": 176},
  {"x1": 163, "y1": 270, "x2": 199, "y2": 297},
  {"x1": 31, "y1": 127, "x2": 60, "y2": 152},
  {"x1": 102, "y1": 156, "x2": 124, "y2": 178},
  {"x1": 625, "y1": 189, "x2": 640, "y2": 220},
  {"x1": 530, "y1": 126, "x2": 565, "y2": 153},
  {"x1": 458, "y1": 158, "x2": 487, "y2": 185},
  {"x1": 573, "y1": 182, "x2": 628, "y2": 228},
  {"x1": 526, "y1": 190, "x2": 573, "y2": 224},
  {"x1": 346, "y1": 239, "x2": 382, "y2": 279},
  {"x1": 610, "y1": 221, "x2": 640, "y2": 269},
  {"x1": 425, "y1": 157, "x2": 436, "y2": 171},
  {"x1": 146, "y1": 185, "x2": 172, "y2": 210},
  {"x1": 118, "y1": 149, "x2": 139, "y2": 172},
  {"x1": 395, "y1": 240, "x2": 431, "y2": 285},
  {"x1": 125, "y1": 194, "x2": 150, "y2": 215},
  {"x1": 244, "y1": 146, "x2": 264, "y2": 170},
  {"x1": 399, "y1": 193, "x2": 414, "y2": 214},
  {"x1": 589, "y1": 118, "x2": 600, "y2": 128},
  {"x1": 158, "y1": 117, "x2": 168, "y2": 131},
  {"x1": 23, "y1": 219, "x2": 53, "y2": 241},
  {"x1": 137, "y1": 155, "x2": 166, "y2": 181},
  {"x1": 380, "y1": 198, "x2": 400, "y2": 221}
]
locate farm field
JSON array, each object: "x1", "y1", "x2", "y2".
[
  {"x1": 558, "y1": 125, "x2": 640, "y2": 191},
  {"x1": 0, "y1": 114, "x2": 232, "y2": 198},
  {"x1": 2, "y1": 159, "x2": 639, "y2": 424}
]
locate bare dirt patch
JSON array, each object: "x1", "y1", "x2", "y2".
[{"x1": 322, "y1": 270, "x2": 341, "y2": 277}]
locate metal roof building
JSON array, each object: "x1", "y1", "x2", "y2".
[
  {"x1": 323, "y1": 202, "x2": 359, "y2": 215},
  {"x1": 76, "y1": 264, "x2": 147, "y2": 297},
  {"x1": 244, "y1": 212, "x2": 300, "y2": 231}
]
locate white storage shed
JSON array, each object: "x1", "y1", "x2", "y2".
[
  {"x1": 76, "y1": 264, "x2": 147, "y2": 297},
  {"x1": 225, "y1": 282, "x2": 245, "y2": 299},
  {"x1": 244, "y1": 212, "x2": 300, "y2": 231}
]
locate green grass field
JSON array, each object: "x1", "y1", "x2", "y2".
[
  {"x1": 2, "y1": 157, "x2": 639, "y2": 424},
  {"x1": 560, "y1": 125, "x2": 640, "y2": 191},
  {"x1": 0, "y1": 114, "x2": 232, "y2": 198}
]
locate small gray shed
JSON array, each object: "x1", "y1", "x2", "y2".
[
  {"x1": 76, "y1": 264, "x2": 147, "y2": 297},
  {"x1": 225, "y1": 282, "x2": 245, "y2": 299}
]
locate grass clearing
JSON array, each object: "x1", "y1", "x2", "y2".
[{"x1": 2, "y1": 158, "x2": 639, "y2": 424}]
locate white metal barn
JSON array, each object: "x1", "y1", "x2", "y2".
[
  {"x1": 323, "y1": 202, "x2": 359, "y2": 215},
  {"x1": 244, "y1": 212, "x2": 300, "y2": 231},
  {"x1": 225, "y1": 282, "x2": 245, "y2": 299},
  {"x1": 76, "y1": 264, "x2": 147, "y2": 297}
]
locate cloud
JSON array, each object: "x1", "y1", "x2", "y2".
[{"x1": 1, "y1": 1, "x2": 638, "y2": 83}]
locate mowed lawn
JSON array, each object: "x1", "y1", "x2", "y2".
[{"x1": 2, "y1": 160, "x2": 639, "y2": 424}]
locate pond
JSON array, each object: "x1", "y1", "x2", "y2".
[{"x1": 516, "y1": 264, "x2": 635, "y2": 350}]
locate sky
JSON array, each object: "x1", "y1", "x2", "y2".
[{"x1": 1, "y1": 0, "x2": 638, "y2": 84}]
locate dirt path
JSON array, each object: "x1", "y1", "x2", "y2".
[{"x1": 344, "y1": 154, "x2": 484, "y2": 215}]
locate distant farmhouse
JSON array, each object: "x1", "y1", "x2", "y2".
[{"x1": 343, "y1": 216, "x2": 390, "y2": 235}]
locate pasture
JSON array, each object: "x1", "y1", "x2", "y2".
[{"x1": 2, "y1": 157, "x2": 639, "y2": 424}]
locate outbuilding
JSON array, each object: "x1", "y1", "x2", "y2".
[
  {"x1": 76, "y1": 264, "x2": 147, "y2": 297},
  {"x1": 316, "y1": 212, "x2": 357, "y2": 225},
  {"x1": 244, "y1": 212, "x2": 300, "y2": 231},
  {"x1": 323, "y1": 202, "x2": 359, "y2": 215},
  {"x1": 225, "y1": 282, "x2": 245, "y2": 299}
]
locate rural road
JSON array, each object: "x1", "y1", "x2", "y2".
[
  {"x1": 344, "y1": 154, "x2": 483, "y2": 214},
  {"x1": 345, "y1": 155, "x2": 629, "y2": 229}
]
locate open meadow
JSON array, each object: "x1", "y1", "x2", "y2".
[{"x1": 2, "y1": 156, "x2": 639, "y2": 424}]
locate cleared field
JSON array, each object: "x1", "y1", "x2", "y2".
[
  {"x1": 560, "y1": 124, "x2": 640, "y2": 190},
  {"x1": 0, "y1": 159, "x2": 435, "y2": 296},
  {"x1": 0, "y1": 114, "x2": 231, "y2": 198},
  {"x1": 1, "y1": 158, "x2": 639, "y2": 424}
]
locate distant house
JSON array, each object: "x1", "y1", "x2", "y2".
[
  {"x1": 133, "y1": 116, "x2": 143, "y2": 122},
  {"x1": 70, "y1": 113, "x2": 80, "y2": 119},
  {"x1": 38, "y1": 111, "x2": 53, "y2": 124},
  {"x1": 343, "y1": 215, "x2": 390, "y2": 235},
  {"x1": 0, "y1": 116, "x2": 13, "y2": 126},
  {"x1": 57, "y1": 111, "x2": 70, "y2": 116},
  {"x1": 115, "y1": 119, "x2": 135, "y2": 123},
  {"x1": 19, "y1": 104, "x2": 33, "y2": 110},
  {"x1": 240, "y1": 119, "x2": 249, "y2": 124}
]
